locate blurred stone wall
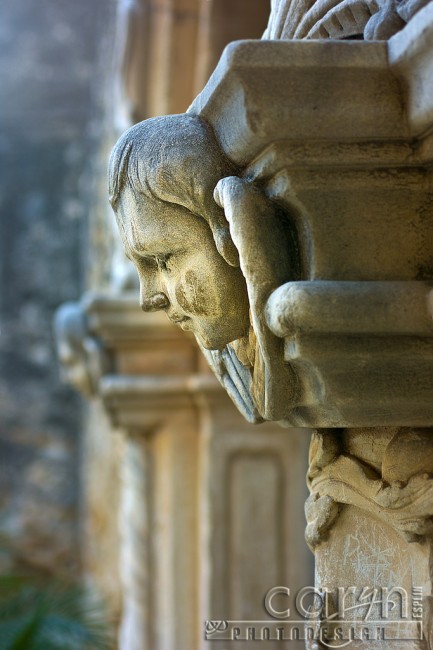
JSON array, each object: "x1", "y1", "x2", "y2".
[{"x1": 0, "y1": 0, "x2": 116, "y2": 577}]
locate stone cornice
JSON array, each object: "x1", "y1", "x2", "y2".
[
  {"x1": 190, "y1": 40, "x2": 407, "y2": 166},
  {"x1": 190, "y1": 5, "x2": 433, "y2": 168}
]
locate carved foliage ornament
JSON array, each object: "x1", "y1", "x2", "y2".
[
  {"x1": 264, "y1": 0, "x2": 432, "y2": 40},
  {"x1": 306, "y1": 429, "x2": 433, "y2": 549}
]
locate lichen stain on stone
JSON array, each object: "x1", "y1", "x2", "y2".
[{"x1": 175, "y1": 269, "x2": 212, "y2": 317}]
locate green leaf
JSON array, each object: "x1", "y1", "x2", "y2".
[{"x1": 0, "y1": 577, "x2": 114, "y2": 650}]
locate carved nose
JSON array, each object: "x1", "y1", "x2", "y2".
[{"x1": 140, "y1": 292, "x2": 170, "y2": 312}]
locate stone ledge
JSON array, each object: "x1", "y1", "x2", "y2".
[
  {"x1": 190, "y1": 40, "x2": 407, "y2": 165},
  {"x1": 190, "y1": 6, "x2": 433, "y2": 168},
  {"x1": 100, "y1": 374, "x2": 222, "y2": 431}
]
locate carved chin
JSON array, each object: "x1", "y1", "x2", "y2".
[
  {"x1": 193, "y1": 323, "x2": 248, "y2": 351},
  {"x1": 194, "y1": 330, "x2": 225, "y2": 351}
]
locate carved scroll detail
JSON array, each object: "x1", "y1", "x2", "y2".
[
  {"x1": 54, "y1": 301, "x2": 110, "y2": 396},
  {"x1": 307, "y1": 430, "x2": 433, "y2": 549}
]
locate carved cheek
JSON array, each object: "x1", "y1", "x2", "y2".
[{"x1": 175, "y1": 269, "x2": 217, "y2": 317}]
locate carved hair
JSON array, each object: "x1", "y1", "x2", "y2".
[{"x1": 108, "y1": 113, "x2": 239, "y2": 265}]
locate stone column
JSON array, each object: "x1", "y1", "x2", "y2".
[
  {"x1": 56, "y1": 293, "x2": 312, "y2": 649},
  {"x1": 118, "y1": 432, "x2": 150, "y2": 650},
  {"x1": 305, "y1": 427, "x2": 433, "y2": 648},
  {"x1": 193, "y1": 377, "x2": 311, "y2": 650},
  {"x1": 107, "y1": 394, "x2": 200, "y2": 650},
  {"x1": 86, "y1": 294, "x2": 201, "y2": 650},
  {"x1": 103, "y1": 376, "x2": 201, "y2": 650}
]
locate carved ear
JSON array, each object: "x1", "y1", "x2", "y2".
[
  {"x1": 212, "y1": 225, "x2": 240, "y2": 267},
  {"x1": 206, "y1": 196, "x2": 240, "y2": 267}
]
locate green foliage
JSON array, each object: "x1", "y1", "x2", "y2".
[{"x1": 0, "y1": 576, "x2": 114, "y2": 650}]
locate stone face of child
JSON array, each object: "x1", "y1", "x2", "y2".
[
  {"x1": 109, "y1": 113, "x2": 299, "y2": 424},
  {"x1": 114, "y1": 184, "x2": 250, "y2": 350}
]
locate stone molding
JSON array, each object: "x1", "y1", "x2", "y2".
[
  {"x1": 100, "y1": 373, "x2": 221, "y2": 432},
  {"x1": 55, "y1": 291, "x2": 217, "y2": 431},
  {"x1": 190, "y1": 40, "x2": 407, "y2": 165},
  {"x1": 190, "y1": 11, "x2": 433, "y2": 160},
  {"x1": 265, "y1": 281, "x2": 433, "y2": 427}
]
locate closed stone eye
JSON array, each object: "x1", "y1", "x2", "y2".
[{"x1": 156, "y1": 254, "x2": 172, "y2": 271}]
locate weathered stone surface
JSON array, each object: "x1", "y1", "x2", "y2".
[
  {"x1": 108, "y1": 26, "x2": 433, "y2": 427},
  {"x1": 106, "y1": 3, "x2": 433, "y2": 646},
  {"x1": 59, "y1": 292, "x2": 313, "y2": 650},
  {"x1": 307, "y1": 427, "x2": 433, "y2": 647}
]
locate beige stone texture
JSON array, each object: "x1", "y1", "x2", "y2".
[
  {"x1": 308, "y1": 427, "x2": 433, "y2": 648},
  {"x1": 47, "y1": 0, "x2": 433, "y2": 647},
  {"x1": 56, "y1": 294, "x2": 312, "y2": 649},
  {"x1": 106, "y1": 2, "x2": 433, "y2": 647},
  {"x1": 110, "y1": 27, "x2": 433, "y2": 426}
]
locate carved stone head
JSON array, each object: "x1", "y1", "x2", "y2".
[{"x1": 108, "y1": 114, "x2": 250, "y2": 350}]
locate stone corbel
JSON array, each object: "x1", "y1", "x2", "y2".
[
  {"x1": 79, "y1": 293, "x2": 221, "y2": 431},
  {"x1": 107, "y1": 0, "x2": 433, "y2": 430},
  {"x1": 55, "y1": 292, "x2": 225, "y2": 650},
  {"x1": 108, "y1": 27, "x2": 433, "y2": 426},
  {"x1": 183, "y1": 9, "x2": 433, "y2": 428},
  {"x1": 104, "y1": 4, "x2": 433, "y2": 648}
]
